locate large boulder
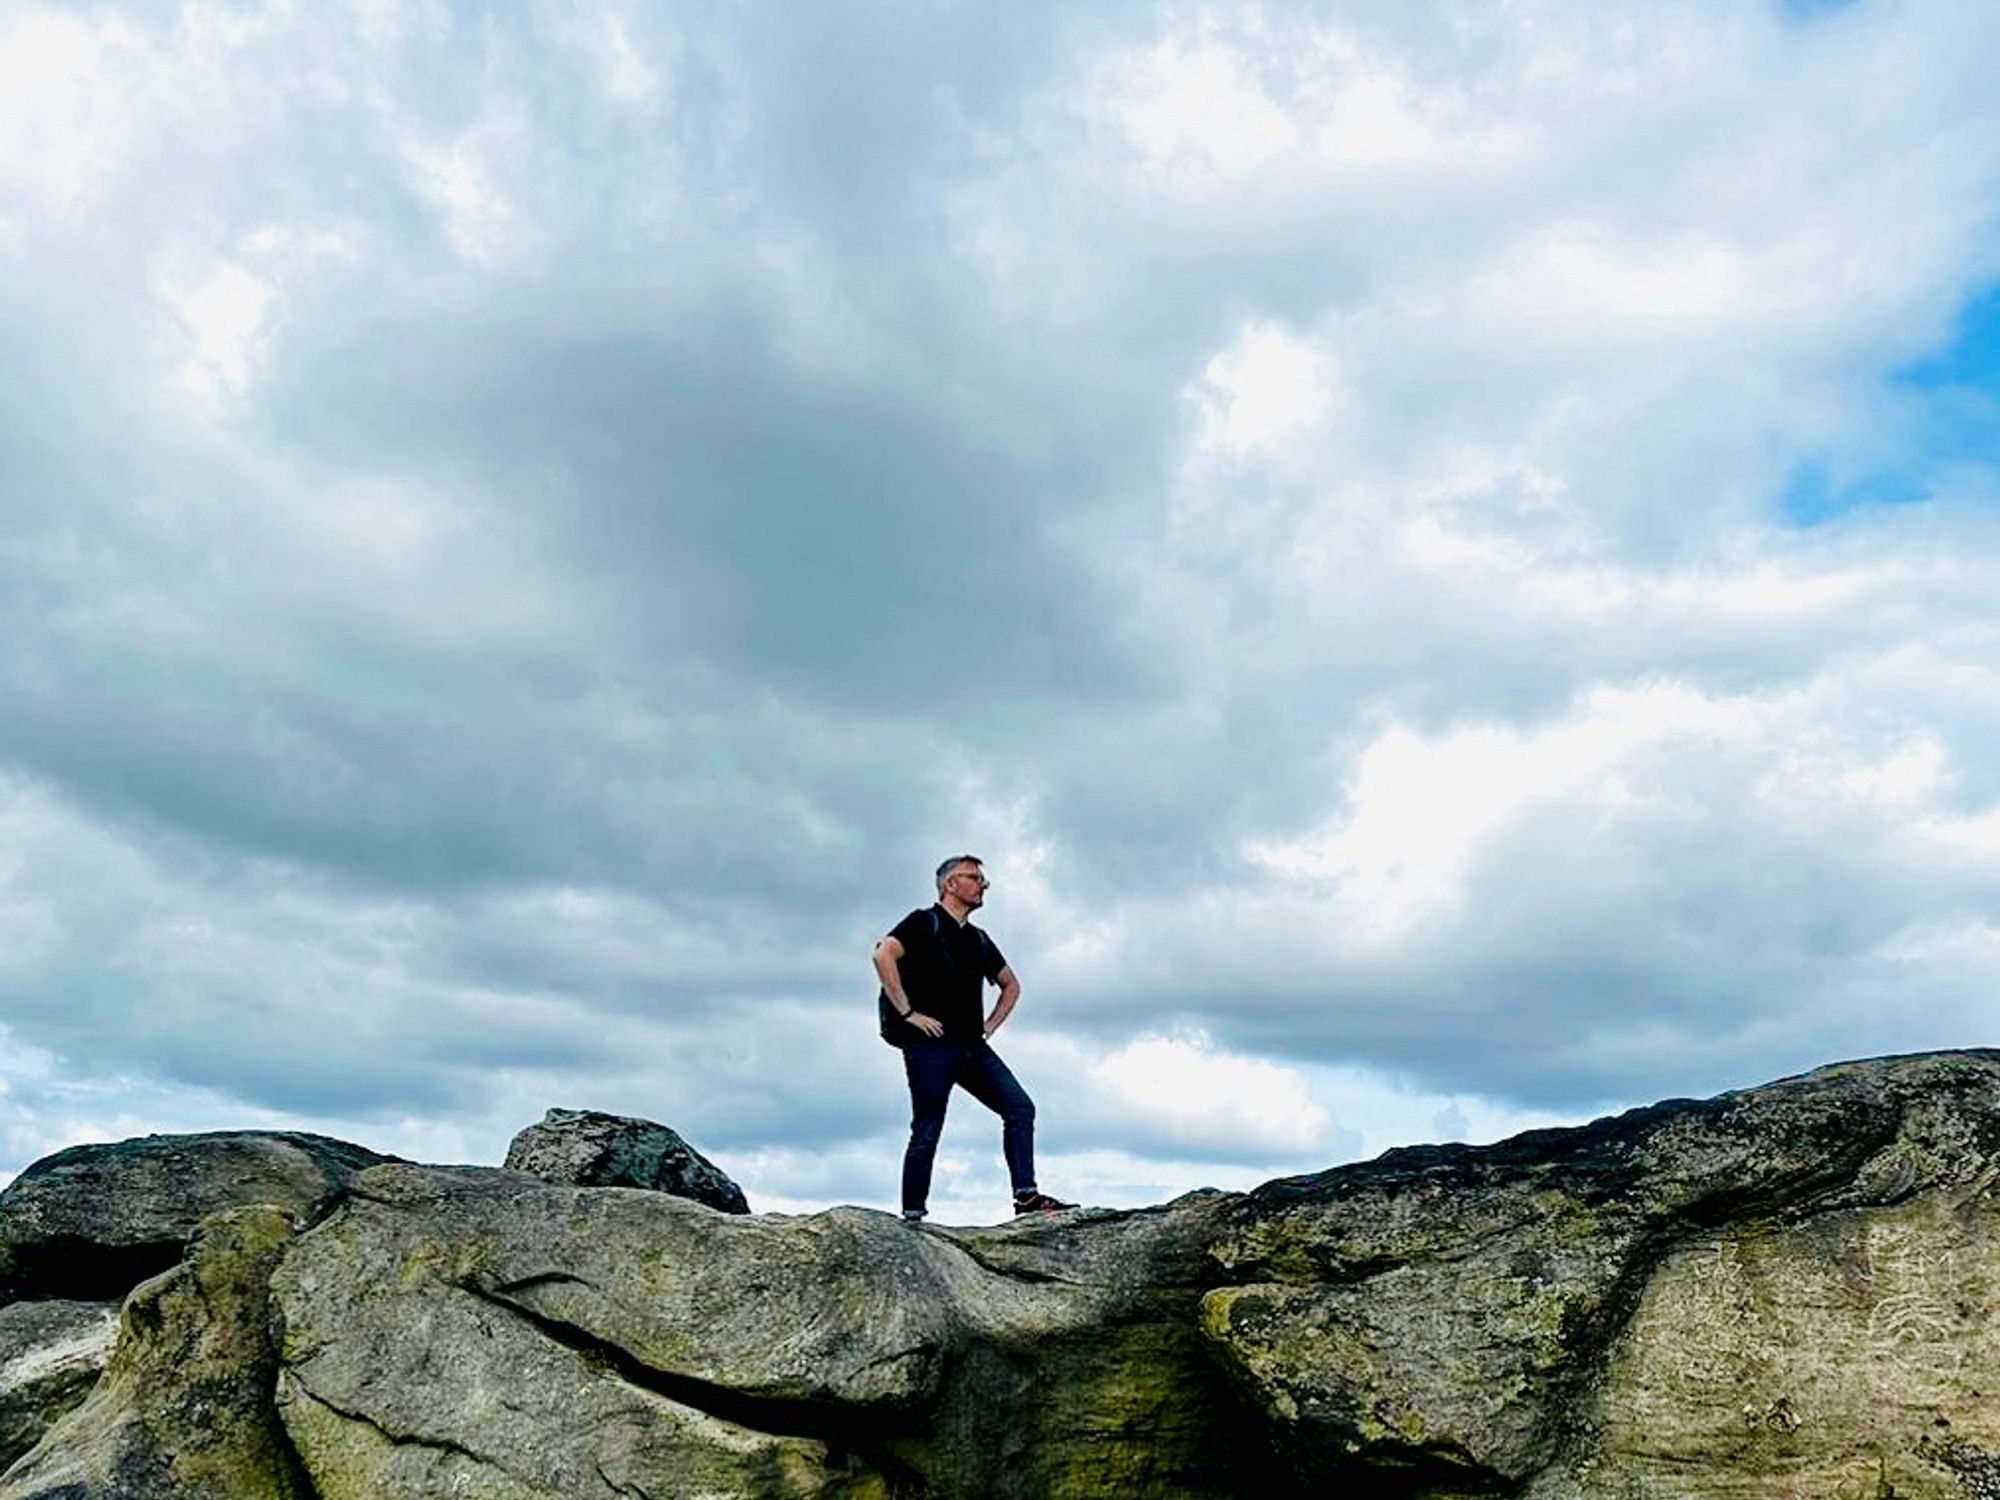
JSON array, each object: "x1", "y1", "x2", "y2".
[
  {"x1": 1199, "y1": 1050, "x2": 2000, "y2": 1496},
  {"x1": 0, "y1": 1131, "x2": 394, "y2": 1305},
  {"x1": 0, "y1": 1301, "x2": 119, "y2": 1470},
  {"x1": 0, "y1": 1205, "x2": 312, "y2": 1499},
  {"x1": 271, "y1": 1164, "x2": 1264, "y2": 1498},
  {"x1": 503, "y1": 1107, "x2": 751, "y2": 1213}
]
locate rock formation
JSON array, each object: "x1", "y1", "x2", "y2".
[
  {"x1": 0, "y1": 1301, "x2": 117, "y2": 1471},
  {"x1": 1, "y1": 1207, "x2": 311, "y2": 1498},
  {"x1": 0, "y1": 1131, "x2": 394, "y2": 1306},
  {"x1": 271, "y1": 1167, "x2": 1248, "y2": 1498},
  {"x1": 7, "y1": 1052, "x2": 2000, "y2": 1496},
  {"x1": 503, "y1": 1106, "x2": 751, "y2": 1213}
]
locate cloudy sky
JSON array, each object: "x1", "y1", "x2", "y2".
[{"x1": 4, "y1": 0, "x2": 2000, "y2": 1221}]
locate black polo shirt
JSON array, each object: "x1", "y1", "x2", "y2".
[{"x1": 888, "y1": 905, "x2": 1007, "y2": 1044}]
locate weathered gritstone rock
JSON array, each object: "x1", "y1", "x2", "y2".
[
  {"x1": 0, "y1": 1130, "x2": 395, "y2": 1305},
  {"x1": 272, "y1": 1165, "x2": 1266, "y2": 1499},
  {"x1": 13, "y1": 1054, "x2": 2000, "y2": 1497},
  {"x1": 504, "y1": 1106, "x2": 751, "y2": 1213},
  {"x1": 0, "y1": 1204, "x2": 312, "y2": 1499},
  {"x1": 1199, "y1": 1050, "x2": 2000, "y2": 1498},
  {"x1": 0, "y1": 1300, "x2": 119, "y2": 1470}
]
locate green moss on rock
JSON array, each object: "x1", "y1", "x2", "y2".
[{"x1": 0, "y1": 1204, "x2": 311, "y2": 1499}]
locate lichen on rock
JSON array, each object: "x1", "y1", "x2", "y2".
[{"x1": 0, "y1": 1204, "x2": 312, "y2": 1500}]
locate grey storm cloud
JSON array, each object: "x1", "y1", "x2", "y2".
[{"x1": 5, "y1": 0, "x2": 2000, "y2": 1209}]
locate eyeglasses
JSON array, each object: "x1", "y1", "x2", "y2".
[{"x1": 951, "y1": 871, "x2": 990, "y2": 887}]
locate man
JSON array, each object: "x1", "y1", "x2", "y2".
[{"x1": 874, "y1": 855, "x2": 1075, "y2": 1222}]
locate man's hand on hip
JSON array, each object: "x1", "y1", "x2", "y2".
[{"x1": 907, "y1": 1012, "x2": 945, "y2": 1039}]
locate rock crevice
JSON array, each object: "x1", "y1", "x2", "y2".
[{"x1": 455, "y1": 1272, "x2": 910, "y2": 1446}]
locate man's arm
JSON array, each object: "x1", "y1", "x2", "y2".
[
  {"x1": 874, "y1": 936, "x2": 945, "y2": 1039},
  {"x1": 983, "y1": 965, "x2": 1021, "y2": 1039}
]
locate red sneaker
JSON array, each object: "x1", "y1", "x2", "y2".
[{"x1": 1012, "y1": 1191, "x2": 1077, "y2": 1215}]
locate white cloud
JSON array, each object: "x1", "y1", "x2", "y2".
[
  {"x1": 1472, "y1": 222, "x2": 1759, "y2": 337},
  {"x1": 1092, "y1": 1028, "x2": 1334, "y2": 1154},
  {"x1": 584, "y1": 14, "x2": 667, "y2": 111},
  {"x1": 401, "y1": 124, "x2": 522, "y2": 265},
  {"x1": 158, "y1": 254, "x2": 275, "y2": 402},
  {"x1": 0, "y1": 8, "x2": 145, "y2": 221},
  {"x1": 1109, "y1": 30, "x2": 1296, "y2": 177},
  {"x1": 1104, "y1": 17, "x2": 1523, "y2": 182},
  {"x1": 1193, "y1": 319, "x2": 1337, "y2": 460},
  {"x1": 1247, "y1": 682, "x2": 1759, "y2": 944}
]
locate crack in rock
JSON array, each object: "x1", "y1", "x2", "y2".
[
  {"x1": 493, "y1": 1270, "x2": 596, "y2": 1297},
  {"x1": 287, "y1": 1376, "x2": 531, "y2": 1486},
  {"x1": 455, "y1": 1277, "x2": 872, "y2": 1437},
  {"x1": 593, "y1": 1458, "x2": 651, "y2": 1499},
  {"x1": 454, "y1": 1278, "x2": 920, "y2": 1494}
]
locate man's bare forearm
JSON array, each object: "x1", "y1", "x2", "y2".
[
  {"x1": 985, "y1": 974, "x2": 1021, "y2": 1036},
  {"x1": 876, "y1": 940, "x2": 945, "y2": 1037},
  {"x1": 873, "y1": 943, "x2": 911, "y2": 1013}
]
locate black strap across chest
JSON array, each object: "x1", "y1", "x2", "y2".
[{"x1": 929, "y1": 907, "x2": 990, "y2": 981}]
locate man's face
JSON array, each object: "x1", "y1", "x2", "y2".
[{"x1": 946, "y1": 863, "x2": 988, "y2": 910}]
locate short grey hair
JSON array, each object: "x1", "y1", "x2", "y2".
[{"x1": 935, "y1": 854, "x2": 982, "y2": 893}]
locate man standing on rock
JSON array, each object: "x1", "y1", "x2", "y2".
[{"x1": 874, "y1": 854, "x2": 1075, "y2": 1223}]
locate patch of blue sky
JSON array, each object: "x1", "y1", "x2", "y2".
[
  {"x1": 1780, "y1": 283, "x2": 2000, "y2": 528},
  {"x1": 1901, "y1": 283, "x2": 2000, "y2": 393},
  {"x1": 1779, "y1": 462, "x2": 1927, "y2": 528}
]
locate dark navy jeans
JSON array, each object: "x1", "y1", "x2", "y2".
[{"x1": 901, "y1": 1040, "x2": 1036, "y2": 1216}]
